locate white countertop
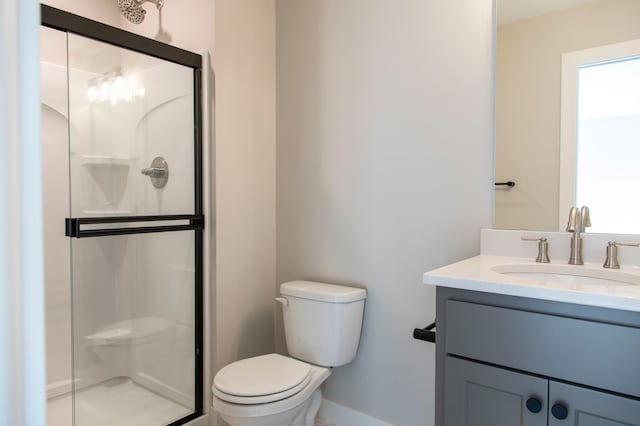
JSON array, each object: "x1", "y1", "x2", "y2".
[{"x1": 423, "y1": 255, "x2": 640, "y2": 312}]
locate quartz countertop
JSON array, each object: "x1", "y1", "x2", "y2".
[{"x1": 423, "y1": 255, "x2": 640, "y2": 312}]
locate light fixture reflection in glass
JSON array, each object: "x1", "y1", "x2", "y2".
[{"x1": 86, "y1": 74, "x2": 146, "y2": 104}]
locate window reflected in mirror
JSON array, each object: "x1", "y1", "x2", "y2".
[
  {"x1": 560, "y1": 41, "x2": 640, "y2": 233},
  {"x1": 494, "y1": 0, "x2": 640, "y2": 232}
]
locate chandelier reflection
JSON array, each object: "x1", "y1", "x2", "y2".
[{"x1": 87, "y1": 70, "x2": 146, "y2": 105}]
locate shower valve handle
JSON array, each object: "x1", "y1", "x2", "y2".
[
  {"x1": 141, "y1": 167, "x2": 166, "y2": 178},
  {"x1": 141, "y1": 157, "x2": 169, "y2": 188}
]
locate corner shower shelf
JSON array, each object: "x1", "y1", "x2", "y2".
[
  {"x1": 79, "y1": 154, "x2": 134, "y2": 168},
  {"x1": 85, "y1": 316, "x2": 175, "y2": 346}
]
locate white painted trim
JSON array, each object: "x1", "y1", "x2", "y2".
[
  {"x1": 317, "y1": 399, "x2": 394, "y2": 426},
  {"x1": 559, "y1": 48, "x2": 580, "y2": 230},
  {"x1": 201, "y1": 49, "x2": 213, "y2": 418},
  {"x1": 491, "y1": 0, "x2": 498, "y2": 228},
  {"x1": 46, "y1": 378, "x2": 78, "y2": 399},
  {"x1": 0, "y1": 1, "x2": 45, "y2": 425},
  {"x1": 559, "y1": 38, "x2": 640, "y2": 230}
]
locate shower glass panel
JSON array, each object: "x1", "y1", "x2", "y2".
[
  {"x1": 64, "y1": 32, "x2": 201, "y2": 426},
  {"x1": 71, "y1": 231, "x2": 195, "y2": 426},
  {"x1": 40, "y1": 6, "x2": 203, "y2": 425},
  {"x1": 66, "y1": 33, "x2": 195, "y2": 217},
  {"x1": 41, "y1": 25, "x2": 73, "y2": 426}
]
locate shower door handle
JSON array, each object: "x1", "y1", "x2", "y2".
[{"x1": 65, "y1": 215, "x2": 204, "y2": 238}]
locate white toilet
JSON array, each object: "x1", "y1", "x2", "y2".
[{"x1": 212, "y1": 280, "x2": 367, "y2": 426}]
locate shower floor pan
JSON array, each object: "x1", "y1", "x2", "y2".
[{"x1": 47, "y1": 377, "x2": 191, "y2": 426}]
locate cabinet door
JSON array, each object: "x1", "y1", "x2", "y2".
[
  {"x1": 549, "y1": 381, "x2": 640, "y2": 426},
  {"x1": 445, "y1": 356, "x2": 547, "y2": 426}
]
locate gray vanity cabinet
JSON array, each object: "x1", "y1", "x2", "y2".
[
  {"x1": 444, "y1": 356, "x2": 640, "y2": 426},
  {"x1": 548, "y1": 382, "x2": 640, "y2": 426},
  {"x1": 435, "y1": 288, "x2": 640, "y2": 426},
  {"x1": 445, "y1": 356, "x2": 547, "y2": 426}
]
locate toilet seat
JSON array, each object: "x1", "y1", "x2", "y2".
[
  {"x1": 213, "y1": 363, "x2": 332, "y2": 420},
  {"x1": 213, "y1": 354, "x2": 312, "y2": 404}
]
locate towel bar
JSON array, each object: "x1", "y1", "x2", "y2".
[{"x1": 413, "y1": 320, "x2": 436, "y2": 343}]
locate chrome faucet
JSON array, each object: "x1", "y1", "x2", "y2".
[{"x1": 566, "y1": 206, "x2": 591, "y2": 265}]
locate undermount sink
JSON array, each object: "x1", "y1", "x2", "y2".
[{"x1": 491, "y1": 263, "x2": 640, "y2": 287}]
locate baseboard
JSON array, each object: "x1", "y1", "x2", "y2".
[
  {"x1": 46, "y1": 378, "x2": 72, "y2": 399},
  {"x1": 47, "y1": 377, "x2": 88, "y2": 399},
  {"x1": 317, "y1": 399, "x2": 394, "y2": 426}
]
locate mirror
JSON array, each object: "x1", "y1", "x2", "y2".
[{"x1": 494, "y1": 0, "x2": 640, "y2": 232}]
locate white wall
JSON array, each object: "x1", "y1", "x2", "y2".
[
  {"x1": 213, "y1": 0, "x2": 276, "y2": 372},
  {"x1": 494, "y1": 0, "x2": 640, "y2": 231},
  {"x1": 41, "y1": 0, "x2": 121, "y2": 27},
  {"x1": 275, "y1": 1, "x2": 494, "y2": 424}
]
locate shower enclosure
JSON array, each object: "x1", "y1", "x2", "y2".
[{"x1": 41, "y1": 6, "x2": 203, "y2": 426}]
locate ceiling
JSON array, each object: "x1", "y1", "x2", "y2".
[{"x1": 497, "y1": 0, "x2": 601, "y2": 25}]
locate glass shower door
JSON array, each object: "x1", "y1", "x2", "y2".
[
  {"x1": 69, "y1": 232, "x2": 197, "y2": 426},
  {"x1": 64, "y1": 31, "x2": 202, "y2": 426}
]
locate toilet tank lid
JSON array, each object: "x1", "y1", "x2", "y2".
[{"x1": 280, "y1": 281, "x2": 367, "y2": 303}]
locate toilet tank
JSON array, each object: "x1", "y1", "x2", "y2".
[{"x1": 279, "y1": 281, "x2": 367, "y2": 367}]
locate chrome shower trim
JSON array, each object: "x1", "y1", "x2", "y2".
[{"x1": 136, "y1": 0, "x2": 164, "y2": 10}]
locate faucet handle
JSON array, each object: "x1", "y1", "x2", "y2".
[
  {"x1": 603, "y1": 241, "x2": 639, "y2": 269},
  {"x1": 521, "y1": 237, "x2": 550, "y2": 263},
  {"x1": 580, "y1": 206, "x2": 591, "y2": 231}
]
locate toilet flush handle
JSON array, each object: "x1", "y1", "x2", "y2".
[{"x1": 275, "y1": 297, "x2": 289, "y2": 307}]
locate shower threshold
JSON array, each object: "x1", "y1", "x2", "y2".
[{"x1": 47, "y1": 377, "x2": 191, "y2": 426}]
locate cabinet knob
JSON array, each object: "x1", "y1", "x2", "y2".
[
  {"x1": 525, "y1": 397, "x2": 543, "y2": 413},
  {"x1": 551, "y1": 403, "x2": 569, "y2": 420}
]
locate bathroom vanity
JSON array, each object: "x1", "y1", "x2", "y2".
[{"x1": 424, "y1": 240, "x2": 640, "y2": 426}]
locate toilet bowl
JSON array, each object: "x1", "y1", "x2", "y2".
[
  {"x1": 212, "y1": 354, "x2": 331, "y2": 426},
  {"x1": 212, "y1": 281, "x2": 366, "y2": 426}
]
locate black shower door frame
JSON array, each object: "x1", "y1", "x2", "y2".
[{"x1": 42, "y1": 5, "x2": 204, "y2": 425}]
